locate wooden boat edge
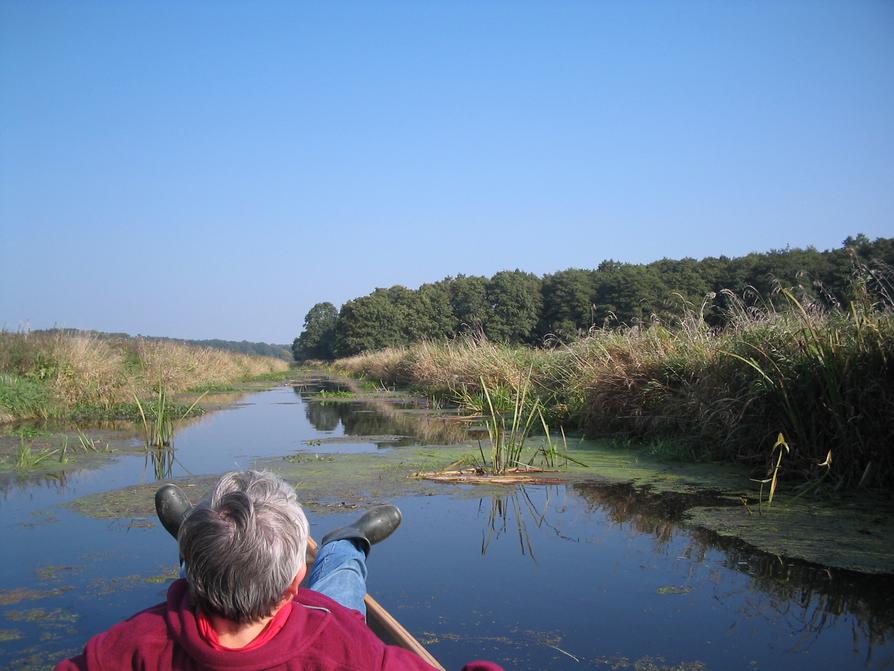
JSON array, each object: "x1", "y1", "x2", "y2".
[{"x1": 305, "y1": 537, "x2": 445, "y2": 670}]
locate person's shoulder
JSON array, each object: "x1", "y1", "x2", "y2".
[{"x1": 54, "y1": 602, "x2": 171, "y2": 670}]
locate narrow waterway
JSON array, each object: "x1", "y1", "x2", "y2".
[{"x1": 1, "y1": 384, "x2": 892, "y2": 670}]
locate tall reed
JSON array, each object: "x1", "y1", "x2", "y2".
[{"x1": 333, "y1": 269, "x2": 894, "y2": 489}]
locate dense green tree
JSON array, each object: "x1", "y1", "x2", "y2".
[
  {"x1": 485, "y1": 270, "x2": 543, "y2": 343},
  {"x1": 292, "y1": 302, "x2": 338, "y2": 361},
  {"x1": 449, "y1": 275, "x2": 490, "y2": 334},
  {"x1": 538, "y1": 269, "x2": 596, "y2": 339},
  {"x1": 417, "y1": 280, "x2": 458, "y2": 339},
  {"x1": 333, "y1": 290, "x2": 407, "y2": 356},
  {"x1": 650, "y1": 258, "x2": 712, "y2": 322},
  {"x1": 592, "y1": 261, "x2": 666, "y2": 326},
  {"x1": 302, "y1": 235, "x2": 894, "y2": 356}
]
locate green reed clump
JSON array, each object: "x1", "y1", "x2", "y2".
[
  {"x1": 132, "y1": 385, "x2": 206, "y2": 448},
  {"x1": 0, "y1": 374, "x2": 56, "y2": 423},
  {"x1": 476, "y1": 372, "x2": 582, "y2": 474},
  {"x1": 14, "y1": 437, "x2": 58, "y2": 470}
]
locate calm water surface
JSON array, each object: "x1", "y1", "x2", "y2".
[{"x1": 2, "y1": 385, "x2": 892, "y2": 670}]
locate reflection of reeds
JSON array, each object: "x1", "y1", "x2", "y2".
[
  {"x1": 479, "y1": 486, "x2": 573, "y2": 560},
  {"x1": 145, "y1": 444, "x2": 175, "y2": 480},
  {"x1": 572, "y1": 481, "x2": 894, "y2": 649}
]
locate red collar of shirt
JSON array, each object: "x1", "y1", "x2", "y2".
[{"x1": 197, "y1": 602, "x2": 294, "y2": 652}]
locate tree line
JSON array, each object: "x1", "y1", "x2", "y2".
[{"x1": 292, "y1": 234, "x2": 894, "y2": 361}]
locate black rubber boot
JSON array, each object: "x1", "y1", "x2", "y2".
[
  {"x1": 155, "y1": 484, "x2": 193, "y2": 539},
  {"x1": 320, "y1": 504, "x2": 402, "y2": 556}
]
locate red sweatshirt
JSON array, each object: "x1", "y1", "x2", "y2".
[{"x1": 55, "y1": 579, "x2": 502, "y2": 671}]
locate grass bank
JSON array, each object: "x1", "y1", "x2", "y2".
[
  {"x1": 334, "y1": 286, "x2": 894, "y2": 490},
  {"x1": 0, "y1": 331, "x2": 290, "y2": 423}
]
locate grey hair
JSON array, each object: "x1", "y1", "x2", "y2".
[{"x1": 179, "y1": 470, "x2": 309, "y2": 623}]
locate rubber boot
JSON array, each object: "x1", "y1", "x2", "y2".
[
  {"x1": 155, "y1": 484, "x2": 193, "y2": 539},
  {"x1": 320, "y1": 504, "x2": 402, "y2": 556}
]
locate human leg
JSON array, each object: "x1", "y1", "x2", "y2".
[
  {"x1": 307, "y1": 539, "x2": 369, "y2": 616},
  {"x1": 308, "y1": 504, "x2": 404, "y2": 616}
]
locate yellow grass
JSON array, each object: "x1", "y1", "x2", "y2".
[{"x1": 0, "y1": 331, "x2": 289, "y2": 415}]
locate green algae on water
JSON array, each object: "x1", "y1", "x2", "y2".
[{"x1": 685, "y1": 498, "x2": 894, "y2": 574}]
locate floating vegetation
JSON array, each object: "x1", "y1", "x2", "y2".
[
  {"x1": 657, "y1": 585, "x2": 695, "y2": 596},
  {"x1": 0, "y1": 587, "x2": 72, "y2": 607},
  {"x1": 144, "y1": 567, "x2": 180, "y2": 584},
  {"x1": 0, "y1": 629, "x2": 23, "y2": 642},
  {"x1": 285, "y1": 453, "x2": 337, "y2": 463},
  {"x1": 4, "y1": 608, "x2": 79, "y2": 624},
  {"x1": 317, "y1": 389, "x2": 353, "y2": 399},
  {"x1": 85, "y1": 575, "x2": 147, "y2": 598},
  {"x1": 34, "y1": 566, "x2": 80, "y2": 583}
]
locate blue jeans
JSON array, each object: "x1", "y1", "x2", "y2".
[{"x1": 307, "y1": 539, "x2": 368, "y2": 617}]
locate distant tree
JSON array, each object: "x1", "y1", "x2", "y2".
[
  {"x1": 307, "y1": 235, "x2": 894, "y2": 356},
  {"x1": 292, "y1": 302, "x2": 338, "y2": 361},
  {"x1": 484, "y1": 270, "x2": 543, "y2": 344},
  {"x1": 417, "y1": 280, "x2": 458, "y2": 339},
  {"x1": 449, "y1": 275, "x2": 490, "y2": 334},
  {"x1": 538, "y1": 269, "x2": 596, "y2": 339},
  {"x1": 592, "y1": 261, "x2": 667, "y2": 326},
  {"x1": 650, "y1": 258, "x2": 712, "y2": 322},
  {"x1": 333, "y1": 288, "x2": 413, "y2": 356}
]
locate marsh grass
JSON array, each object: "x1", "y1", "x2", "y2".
[
  {"x1": 0, "y1": 331, "x2": 289, "y2": 423},
  {"x1": 0, "y1": 374, "x2": 55, "y2": 423},
  {"x1": 334, "y1": 268, "x2": 894, "y2": 489}
]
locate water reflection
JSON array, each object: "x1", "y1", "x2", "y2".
[
  {"x1": 0, "y1": 469, "x2": 73, "y2": 500},
  {"x1": 479, "y1": 487, "x2": 578, "y2": 559},
  {"x1": 572, "y1": 481, "x2": 894, "y2": 655},
  {"x1": 3, "y1": 382, "x2": 893, "y2": 670},
  {"x1": 144, "y1": 446, "x2": 175, "y2": 480},
  {"x1": 304, "y1": 401, "x2": 340, "y2": 432},
  {"x1": 296, "y1": 384, "x2": 475, "y2": 445}
]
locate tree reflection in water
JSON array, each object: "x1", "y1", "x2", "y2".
[
  {"x1": 572, "y1": 481, "x2": 894, "y2": 659},
  {"x1": 296, "y1": 383, "x2": 474, "y2": 445}
]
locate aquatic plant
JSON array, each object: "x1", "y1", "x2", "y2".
[
  {"x1": 751, "y1": 433, "x2": 789, "y2": 510},
  {"x1": 317, "y1": 389, "x2": 353, "y2": 399},
  {"x1": 132, "y1": 385, "x2": 206, "y2": 448},
  {"x1": 15, "y1": 438, "x2": 57, "y2": 470},
  {"x1": 475, "y1": 373, "x2": 581, "y2": 474}
]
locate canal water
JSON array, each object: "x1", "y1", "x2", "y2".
[{"x1": 1, "y1": 384, "x2": 892, "y2": 670}]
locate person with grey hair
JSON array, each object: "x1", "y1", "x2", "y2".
[{"x1": 55, "y1": 470, "x2": 502, "y2": 671}]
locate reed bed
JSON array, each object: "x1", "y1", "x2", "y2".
[
  {"x1": 335, "y1": 285, "x2": 894, "y2": 489},
  {"x1": 0, "y1": 331, "x2": 289, "y2": 421}
]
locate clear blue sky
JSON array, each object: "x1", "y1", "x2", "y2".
[{"x1": 2, "y1": 1, "x2": 892, "y2": 343}]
